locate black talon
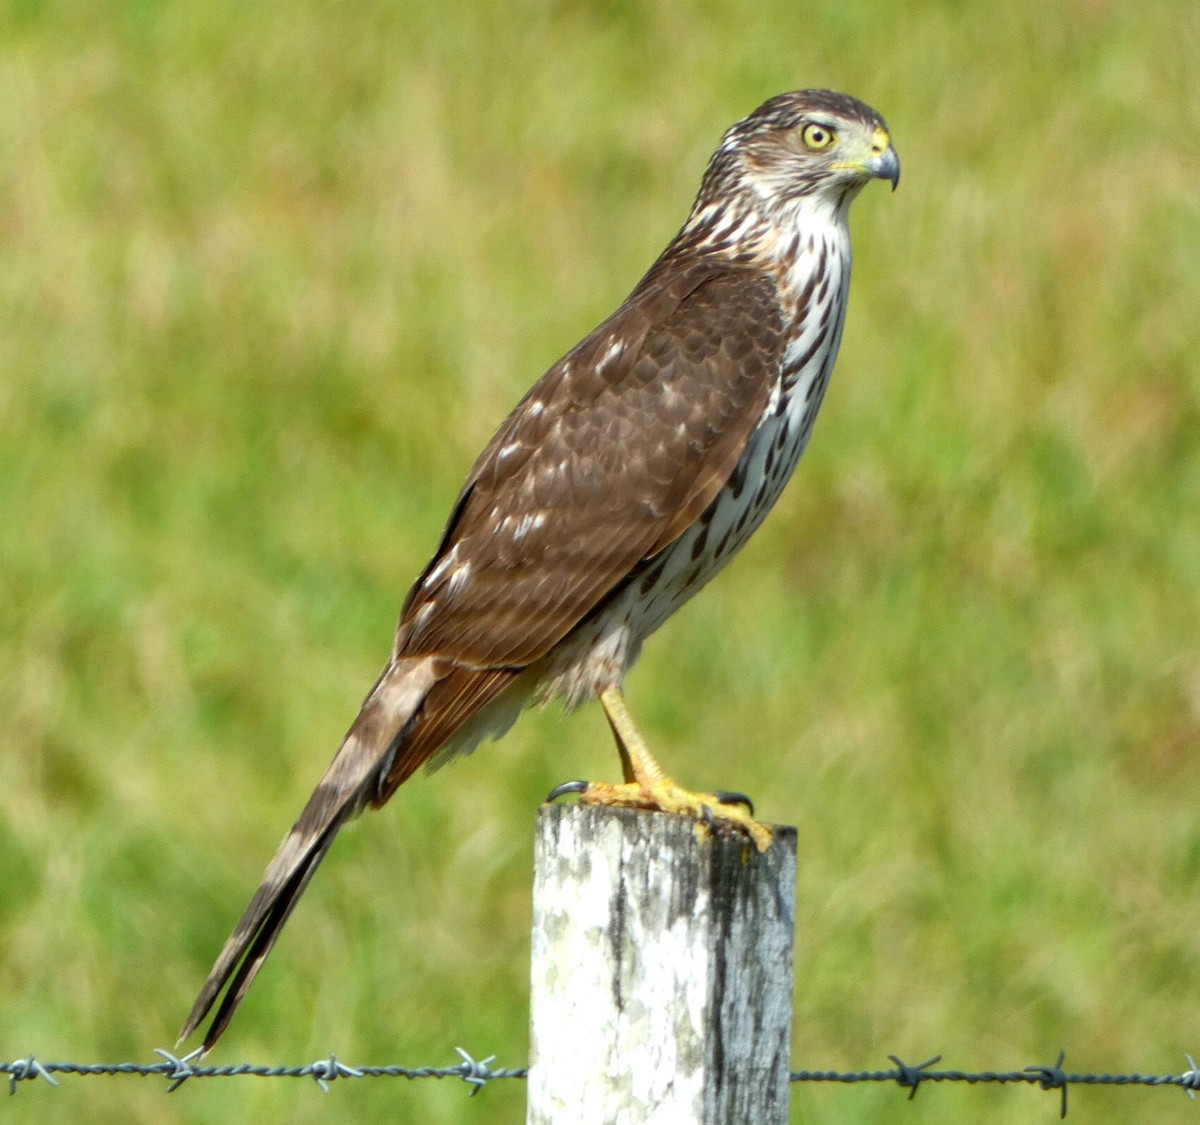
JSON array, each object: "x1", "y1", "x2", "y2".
[
  {"x1": 710, "y1": 790, "x2": 755, "y2": 816},
  {"x1": 699, "y1": 804, "x2": 716, "y2": 829},
  {"x1": 545, "y1": 779, "x2": 590, "y2": 803}
]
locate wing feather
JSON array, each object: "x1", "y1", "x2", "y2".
[{"x1": 381, "y1": 262, "x2": 785, "y2": 790}]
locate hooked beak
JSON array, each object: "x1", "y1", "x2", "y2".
[
  {"x1": 831, "y1": 125, "x2": 900, "y2": 191},
  {"x1": 867, "y1": 144, "x2": 900, "y2": 191}
]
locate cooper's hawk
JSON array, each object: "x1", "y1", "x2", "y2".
[{"x1": 182, "y1": 89, "x2": 898, "y2": 1049}]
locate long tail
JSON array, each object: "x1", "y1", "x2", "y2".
[{"x1": 179, "y1": 656, "x2": 440, "y2": 1051}]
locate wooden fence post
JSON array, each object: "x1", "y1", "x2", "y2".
[{"x1": 526, "y1": 803, "x2": 797, "y2": 1124}]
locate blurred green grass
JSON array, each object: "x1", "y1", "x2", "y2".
[{"x1": 1, "y1": 0, "x2": 1198, "y2": 1121}]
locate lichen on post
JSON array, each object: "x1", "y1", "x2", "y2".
[{"x1": 527, "y1": 803, "x2": 797, "y2": 1125}]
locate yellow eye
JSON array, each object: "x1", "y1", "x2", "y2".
[{"x1": 801, "y1": 123, "x2": 836, "y2": 150}]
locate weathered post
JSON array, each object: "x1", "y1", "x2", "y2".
[{"x1": 527, "y1": 804, "x2": 797, "y2": 1124}]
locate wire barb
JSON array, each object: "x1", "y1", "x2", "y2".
[
  {"x1": 888, "y1": 1053, "x2": 942, "y2": 1100},
  {"x1": 153, "y1": 1047, "x2": 204, "y2": 1092},
  {"x1": 308, "y1": 1055, "x2": 364, "y2": 1093},
  {"x1": 454, "y1": 1046, "x2": 498, "y2": 1096},
  {"x1": 1182, "y1": 1054, "x2": 1199, "y2": 1100},
  {"x1": 1024, "y1": 1049, "x2": 1069, "y2": 1118},
  {"x1": 6, "y1": 1057, "x2": 58, "y2": 1095}
]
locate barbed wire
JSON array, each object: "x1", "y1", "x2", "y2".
[
  {"x1": 4, "y1": 1047, "x2": 1198, "y2": 1115},
  {"x1": 2, "y1": 1047, "x2": 525, "y2": 1097},
  {"x1": 791, "y1": 1052, "x2": 1200, "y2": 1118}
]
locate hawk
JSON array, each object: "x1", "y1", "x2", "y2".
[{"x1": 182, "y1": 89, "x2": 899, "y2": 1050}]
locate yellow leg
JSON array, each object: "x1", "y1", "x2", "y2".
[
  {"x1": 599, "y1": 685, "x2": 668, "y2": 786},
  {"x1": 577, "y1": 686, "x2": 773, "y2": 854}
]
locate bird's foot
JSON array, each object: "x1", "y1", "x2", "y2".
[{"x1": 546, "y1": 777, "x2": 772, "y2": 853}]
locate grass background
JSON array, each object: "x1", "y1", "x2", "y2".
[{"x1": 1, "y1": 0, "x2": 1198, "y2": 1121}]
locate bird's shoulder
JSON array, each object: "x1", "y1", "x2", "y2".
[{"x1": 472, "y1": 258, "x2": 785, "y2": 484}]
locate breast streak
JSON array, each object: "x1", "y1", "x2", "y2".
[
  {"x1": 634, "y1": 320, "x2": 841, "y2": 634},
  {"x1": 541, "y1": 232, "x2": 851, "y2": 705}
]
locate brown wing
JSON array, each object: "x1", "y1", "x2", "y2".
[
  {"x1": 183, "y1": 263, "x2": 787, "y2": 1049},
  {"x1": 377, "y1": 262, "x2": 785, "y2": 789}
]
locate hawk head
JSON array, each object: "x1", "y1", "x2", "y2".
[{"x1": 696, "y1": 89, "x2": 899, "y2": 216}]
